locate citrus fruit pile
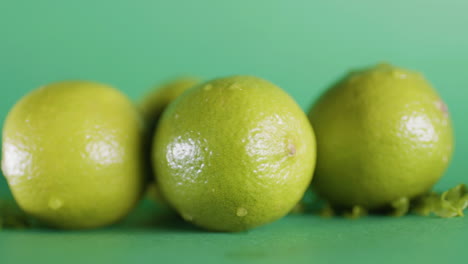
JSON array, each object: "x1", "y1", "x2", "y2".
[{"x1": 0, "y1": 64, "x2": 458, "y2": 232}]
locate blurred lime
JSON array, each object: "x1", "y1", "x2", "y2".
[
  {"x1": 140, "y1": 77, "x2": 200, "y2": 131},
  {"x1": 2, "y1": 81, "x2": 146, "y2": 229},
  {"x1": 154, "y1": 76, "x2": 316, "y2": 231},
  {"x1": 308, "y1": 64, "x2": 454, "y2": 209}
]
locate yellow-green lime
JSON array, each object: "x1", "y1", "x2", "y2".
[
  {"x1": 308, "y1": 64, "x2": 454, "y2": 209},
  {"x1": 139, "y1": 77, "x2": 200, "y2": 206},
  {"x1": 140, "y1": 77, "x2": 200, "y2": 131},
  {"x1": 1, "y1": 81, "x2": 146, "y2": 229},
  {"x1": 153, "y1": 76, "x2": 316, "y2": 232}
]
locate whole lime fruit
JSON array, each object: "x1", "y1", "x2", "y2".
[
  {"x1": 140, "y1": 77, "x2": 200, "y2": 206},
  {"x1": 1, "y1": 81, "x2": 146, "y2": 229},
  {"x1": 308, "y1": 64, "x2": 454, "y2": 209},
  {"x1": 153, "y1": 76, "x2": 316, "y2": 232}
]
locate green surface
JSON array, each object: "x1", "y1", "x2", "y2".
[
  {"x1": 2, "y1": 201, "x2": 467, "y2": 264},
  {"x1": 1, "y1": 0, "x2": 467, "y2": 263}
]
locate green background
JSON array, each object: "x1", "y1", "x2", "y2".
[{"x1": 1, "y1": 0, "x2": 467, "y2": 263}]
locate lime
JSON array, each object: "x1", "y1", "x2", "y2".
[
  {"x1": 308, "y1": 64, "x2": 454, "y2": 209},
  {"x1": 2, "y1": 81, "x2": 146, "y2": 229},
  {"x1": 140, "y1": 77, "x2": 200, "y2": 206},
  {"x1": 153, "y1": 76, "x2": 316, "y2": 231},
  {"x1": 140, "y1": 77, "x2": 200, "y2": 132}
]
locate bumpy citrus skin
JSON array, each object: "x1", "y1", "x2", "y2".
[
  {"x1": 154, "y1": 76, "x2": 316, "y2": 232},
  {"x1": 308, "y1": 64, "x2": 454, "y2": 209},
  {"x1": 140, "y1": 77, "x2": 200, "y2": 206},
  {"x1": 1, "y1": 81, "x2": 146, "y2": 229}
]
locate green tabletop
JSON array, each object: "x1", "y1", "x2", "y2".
[{"x1": 1, "y1": 0, "x2": 467, "y2": 263}]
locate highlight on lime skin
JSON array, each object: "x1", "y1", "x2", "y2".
[
  {"x1": 153, "y1": 75, "x2": 316, "y2": 232},
  {"x1": 0, "y1": 63, "x2": 462, "y2": 232},
  {"x1": 1, "y1": 81, "x2": 146, "y2": 230},
  {"x1": 308, "y1": 63, "x2": 454, "y2": 211}
]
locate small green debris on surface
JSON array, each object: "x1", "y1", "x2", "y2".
[
  {"x1": 310, "y1": 184, "x2": 468, "y2": 219},
  {"x1": 412, "y1": 184, "x2": 468, "y2": 218},
  {"x1": 343, "y1": 206, "x2": 368, "y2": 219},
  {"x1": 318, "y1": 203, "x2": 335, "y2": 218},
  {"x1": 2, "y1": 184, "x2": 467, "y2": 229},
  {"x1": 390, "y1": 197, "x2": 410, "y2": 217}
]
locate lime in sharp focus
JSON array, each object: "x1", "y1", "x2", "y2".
[{"x1": 153, "y1": 75, "x2": 317, "y2": 232}]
